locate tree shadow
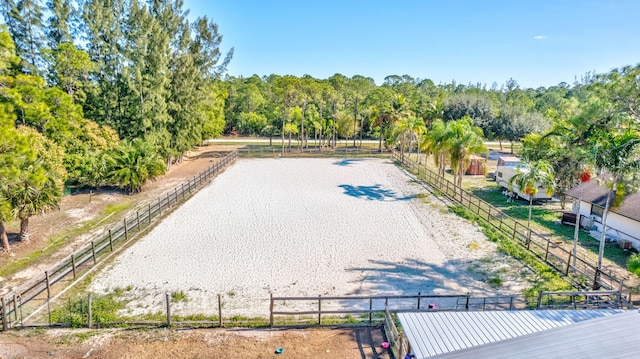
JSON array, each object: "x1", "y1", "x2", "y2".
[
  {"x1": 345, "y1": 258, "x2": 493, "y2": 298},
  {"x1": 333, "y1": 158, "x2": 364, "y2": 167},
  {"x1": 338, "y1": 184, "x2": 413, "y2": 201}
]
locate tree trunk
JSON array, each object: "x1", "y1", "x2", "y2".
[
  {"x1": 0, "y1": 221, "x2": 10, "y2": 253},
  {"x1": 597, "y1": 182, "x2": 615, "y2": 271},
  {"x1": 281, "y1": 120, "x2": 286, "y2": 155},
  {"x1": 20, "y1": 217, "x2": 30, "y2": 242},
  {"x1": 353, "y1": 98, "x2": 358, "y2": 147}
]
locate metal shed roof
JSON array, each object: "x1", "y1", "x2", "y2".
[{"x1": 398, "y1": 309, "x2": 633, "y2": 359}]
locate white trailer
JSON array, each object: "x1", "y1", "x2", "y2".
[{"x1": 495, "y1": 165, "x2": 554, "y2": 202}]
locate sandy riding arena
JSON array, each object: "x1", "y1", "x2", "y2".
[{"x1": 90, "y1": 158, "x2": 531, "y2": 317}]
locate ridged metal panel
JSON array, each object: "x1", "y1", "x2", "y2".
[{"x1": 398, "y1": 309, "x2": 628, "y2": 358}]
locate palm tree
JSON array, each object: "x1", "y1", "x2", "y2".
[
  {"x1": 8, "y1": 127, "x2": 66, "y2": 242},
  {"x1": 104, "y1": 138, "x2": 166, "y2": 194},
  {"x1": 421, "y1": 119, "x2": 448, "y2": 177},
  {"x1": 389, "y1": 94, "x2": 413, "y2": 160},
  {"x1": 442, "y1": 117, "x2": 488, "y2": 189},
  {"x1": 509, "y1": 160, "x2": 555, "y2": 245},
  {"x1": 393, "y1": 115, "x2": 426, "y2": 162},
  {"x1": 590, "y1": 130, "x2": 639, "y2": 272}
]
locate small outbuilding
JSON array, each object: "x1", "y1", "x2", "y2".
[{"x1": 465, "y1": 154, "x2": 486, "y2": 175}]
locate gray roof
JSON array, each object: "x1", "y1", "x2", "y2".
[
  {"x1": 564, "y1": 175, "x2": 640, "y2": 222},
  {"x1": 398, "y1": 309, "x2": 637, "y2": 358}
]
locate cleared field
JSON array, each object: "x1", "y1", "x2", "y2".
[{"x1": 90, "y1": 158, "x2": 531, "y2": 317}]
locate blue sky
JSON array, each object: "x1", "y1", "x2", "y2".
[{"x1": 183, "y1": 0, "x2": 640, "y2": 89}]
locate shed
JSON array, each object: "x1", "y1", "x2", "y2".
[
  {"x1": 398, "y1": 309, "x2": 638, "y2": 358},
  {"x1": 465, "y1": 154, "x2": 486, "y2": 175}
]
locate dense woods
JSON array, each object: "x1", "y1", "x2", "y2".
[{"x1": 0, "y1": 0, "x2": 639, "y2": 255}]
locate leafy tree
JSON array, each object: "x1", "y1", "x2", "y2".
[
  {"x1": 0, "y1": 104, "x2": 27, "y2": 252},
  {"x1": 1, "y1": 0, "x2": 46, "y2": 73},
  {"x1": 49, "y1": 42, "x2": 93, "y2": 104},
  {"x1": 628, "y1": 253, "x2": 640, "y2": 276},
  {"x1": 443, "y1": 93, "x2": 494, "y2": 133},
  {"x1": 45, "y1": 0, "x2": 74, "y2": 49}
]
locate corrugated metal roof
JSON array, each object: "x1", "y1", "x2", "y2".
[{"x1": 398, "y1": 309, "x2": 630, "y2": 359}]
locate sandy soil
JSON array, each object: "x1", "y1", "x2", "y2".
[
  {"x1": 89, "y1": 158, "x2": 533, "y2": 318},
  {"x1": 0, "y1": 327, "x2": 392, "y2": 359}
]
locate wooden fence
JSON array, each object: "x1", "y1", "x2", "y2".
[
  {"x1": 0, "y1": 150, "x2": 238, "y2": 331},
  {"x1": 392, "y1": 151, "x2": 629, "y2": 295},
  {"x1": 268, "y1": 293, "x2": 525, "y2": 327}
]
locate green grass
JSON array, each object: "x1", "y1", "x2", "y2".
[
  {"x1": 171, "y1": 291, "x2": 188, "y2": 303},
  {"x1": 469, "y1": 186, "x2": 634, "y2": 268}
]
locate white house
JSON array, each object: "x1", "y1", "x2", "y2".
[{"x1": 564, "y1": 176, "x2": 640, "y2": 249}]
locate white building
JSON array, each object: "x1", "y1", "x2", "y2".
[{"x1": 564, "y1": 176, "x2": 640, "y2": 249}]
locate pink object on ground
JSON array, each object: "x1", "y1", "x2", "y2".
[{"x1": 382, "y1": 342, "x2": 390, "y2": 349}]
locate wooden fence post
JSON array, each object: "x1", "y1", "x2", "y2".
[
  {"x1": 91, "y1": 241, "x2": 96, "y2": 264},
  {"x1": 369, "y1": 297, "x2": 373, "y2": 325},
  {"x1": 165, "y1": 293, "x2": 171, "y2": 327},
  {"x1": 108, "y1": 230, "x2": 113, "y2": 251},
  {"x1": 417, "y1": 292, "x2": 421, "y2": 310},
  {"x1": 124, "y1": 219, "x2": 128, "y2": 241},
  {"x1": 269, "y1": 293, "x2": 274, "y2": 327},
  {"x1": 136, "y1": 211, "x2": 140, "y2": 231},
  {"x1": 87, "y1": 293, "x2": 92, "y2": 328},
  {"x1": 13, "y1": 293, "x2": 18, "y2": 322},
  {"x1": 45, "y1": 271, "x2": 51, "y2": 298},
  {"x1": 544, "y1": 237, "x2": 551, "y2": 261},
  {"x1": 218, "y1": 294, "x2": 223, "y2": 327},
  {"x1": 565, "y1": 252, "x2": 573, "y2": 276},
  {"x1": 71, "y1": 254, "x2": 76, "y2": 278},
  {"x1": 1, "y1": 297, "x2": 7, "y2": 331},
  {"x1": 318, "y1": 295, "x2": 322, "y2": 325}
]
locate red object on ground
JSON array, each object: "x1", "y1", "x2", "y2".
[{"x1": 580, "y1": 170, "x2": 592, "y2": 183}]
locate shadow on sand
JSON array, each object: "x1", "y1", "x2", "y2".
[{"x1": 338, "y1": 184, "x2": 413, "y2": 201}]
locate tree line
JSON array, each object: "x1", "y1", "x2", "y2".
[{"x1": 0, "y1": 0, "x2": 231, "y2": 252}]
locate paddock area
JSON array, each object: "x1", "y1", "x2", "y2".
[{"x1": 90, "y1": 158, "x2": 532, "y2": 317}]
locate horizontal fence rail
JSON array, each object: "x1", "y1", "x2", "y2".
[
  {"x1": 0, "y1": 150, "x2": 238, "y2": 331},
  {"x1": 391, "y1": 151, "x2": 631, "y2": 297}
]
